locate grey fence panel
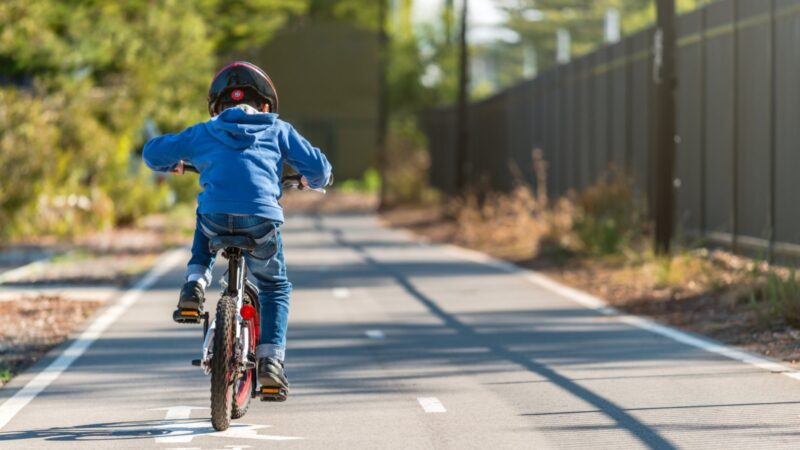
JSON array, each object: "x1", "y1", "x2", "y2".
[
  {"x1": 704, "y1": 0, "x2": 735, "y2": 236},
  {"x1": 424, "y1": 110, "x2": 451, "y2": 194},
  {"x1": 508, "y1": 81, "x2": 535, "y2": 185},
  {"x1": 629, "y1": 31, "x2": 651, "y2": 199},
  {"x1": 578, "y1": 55, "x2": 593, "y2": 189},
  {"x1": 610, "y1": 39, "x2": 629, "y2": 171},
  {"x1": 775, "y1": 1, "x2": 800, "y2": 245},
  {"x1": 592, "y1": 50, "x2": 609, "y2": 178},
  {"x1": 546, "y1": 70, "x2": 565, "y2": 196},
  {"x1": 736, "y1": 0, "x2": 772, "y2": 241},
  {"x1": 564, "y1": 63, "x2": 577, "y2": 191},
  {"x1": 676, "y1": 10, "x2": 704, "y2": 235}
]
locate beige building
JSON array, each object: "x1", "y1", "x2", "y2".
[{"x1": 251, "y1": 22, "x2": 379, "y2": 180}]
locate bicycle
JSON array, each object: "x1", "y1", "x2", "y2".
[{"x1": 174, "y1": 163, "x2": 322, "y2": 431}]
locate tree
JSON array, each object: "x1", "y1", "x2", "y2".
[
  {"x1": 499, "y1": 0, "x2": 709, "y2": 73},
  {"x1": 0, "y1": 0, "x2": 308, "y2": 236}
]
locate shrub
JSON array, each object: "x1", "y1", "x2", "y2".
[
  {"x1": 572, "y1": 177, "x2": 644, "y2": 256},
  {"x1": 750, "y1": 270, "x2": 800, "y2": 327}
]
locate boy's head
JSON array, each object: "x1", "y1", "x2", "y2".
[{"x1": 207, "y1": 61, "x2": 279, "y2": 117}]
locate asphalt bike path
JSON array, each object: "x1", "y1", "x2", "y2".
[{"x1": 1, "y1": 213, "x2": 800, "y2": 449}]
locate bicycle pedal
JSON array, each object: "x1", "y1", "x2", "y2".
[
  {"x1": 191, "y1": 359, "x2": 201, "y2": 367},
  {"x1": 259, "y1": 386, "x2": 288, "y2": 402},
  {"x1": 173, "y1": 309, "x2": 202, "y2": 324}
]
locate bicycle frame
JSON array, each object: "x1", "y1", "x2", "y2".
[{"x1": 199, "y1": 248, "x2": 249, "y2": 375}]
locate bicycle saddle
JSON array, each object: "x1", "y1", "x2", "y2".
[{"x1": 209, "y1": 235, "x2": 257, "y2": 252}]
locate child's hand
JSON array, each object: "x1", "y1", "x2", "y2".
[{"x1": 170, "y1": 161, "x2": 185, "y2": 175}]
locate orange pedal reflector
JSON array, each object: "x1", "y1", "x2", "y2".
[
  {"x1": 261, "y1": 387, "x2": 281, "y2": 394},
  {"x1": 180, "y1": 310, "x2": 200, "y2": 317}
]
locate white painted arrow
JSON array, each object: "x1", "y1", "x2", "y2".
[
  {"x1": 149, "y1": 405, "x2": 303, "y2": 443},
  {"x1": 150, "y1": 406, "x2": 209, "y2": 420}
]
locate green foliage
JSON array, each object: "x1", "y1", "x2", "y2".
[
  {"x1": 0, "y1": 90, "x2": 57, "y2": 237},
  {"x1": 0, "y1": 0, "x2": 306, "y2": 239},
  {"x1": 498, "y1": 0, "x2": 711, "y2": 80},
  {"x1": 572, "y1": 177, "x2": 643, "y2": 256},
  {"x1": 383, "y1": 118, "x2": 440, "y2": 206},
  {"x1": 751, "y1": 270, "x2": 800, "y2": 328},
  {"x1": 0, "y1": 367, "x2": 11, "y2": 384},
  {"x1": 338, "y1": 169, "x2": 382, "y2": 194}
]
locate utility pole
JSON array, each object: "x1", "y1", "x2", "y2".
[
  {"x1": 444, "y1": 0, "x2": 455, "y2": 44},
  {"x1": 377, "y1": 0, "x2": 390, "y2": 210},
  {"x1": 653, "y1": 0, "x2": 677, "y2": 253},
  {"x1": 455, "y1": 0, "x2": 469, "y2": 192}
]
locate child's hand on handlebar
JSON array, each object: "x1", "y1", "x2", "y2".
[{"x1": 170, "y1": 161, "x2": 185, "y2": 175}]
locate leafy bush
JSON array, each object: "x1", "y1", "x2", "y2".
[
  {"x1": 573, "y1": 177, "x2": 644, "y2": 256},
  {"x1": 382, "y1": 118, "x2": 440, "y2": 206},
  {"x1": 0, "y1": 90, "x2": 57, "y2": 238},
  {"x1": 0, "y1": 0, "x2": 304, "y2": 240},
  {"x1": 750, "y1": 270, "x2": 800, "y2": 327},
  {"x1": 338, "y1": 169, "x2": 382, "y2": 193}
]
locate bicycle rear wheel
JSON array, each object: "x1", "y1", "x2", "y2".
[{"x1": 210, "y1": 296, "x2": 236, "y2": 431}]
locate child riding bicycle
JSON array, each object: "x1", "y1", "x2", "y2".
[{"x1": 142, "y1": 61, "x2": 333, "y2": 399}]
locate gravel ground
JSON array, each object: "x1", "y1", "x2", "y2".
[{"x1": 0, "y1": 296, "x2": 102, "y2": 386}]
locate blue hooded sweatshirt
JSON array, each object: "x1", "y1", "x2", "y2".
[{"x1": 142, "y1": 106, "x2": 332, "y2": 223}]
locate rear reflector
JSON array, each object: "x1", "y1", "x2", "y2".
[{"x1": 240, "y1": 304, "x2": 256, "y2": 320}]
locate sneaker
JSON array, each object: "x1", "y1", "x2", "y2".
[
  {"x1": 173, "y1": 281, "x2": 205, "y2": 323},
  {"x1": 258, "y1": 357, "x2": 289, "y2": 400}
]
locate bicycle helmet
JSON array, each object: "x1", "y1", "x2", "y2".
[{"x1": 207, "y1": 61, "x2": 279, "y2": 116}]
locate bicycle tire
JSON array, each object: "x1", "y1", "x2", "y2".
[
  {"x1": 210, "y1": 296, "x2": 236, "y2": 431},
  {"x1": 231, "y1": 289, "x2": 258, "y2": 419}
]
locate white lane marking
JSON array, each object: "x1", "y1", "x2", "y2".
[
  {"x1": 154, "y1": 420, "x2": 302, "y2": 443},
  {"x1": 365, "y1": 329, "x2": 385, "y2": 339},
  {"x1": 0, "y1": 248, "x2": 185, "y2": 430},
  {"x1": 417, "y1": 397, "x2": 447, "y2": 413},
  {"x1": 332, "y1": 287, "x2": 351, "y2": 298},
  {"x1": 447, "y1": 244, "x2": 800, "y2": 380}
]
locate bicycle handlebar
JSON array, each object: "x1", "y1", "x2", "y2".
[{"x1": 179, "y1": 163, "x2": 325, "y2": 193}]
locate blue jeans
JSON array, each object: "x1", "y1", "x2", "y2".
[{"x1": 187, "y1": 213, "x2": 292, "y2": 361}]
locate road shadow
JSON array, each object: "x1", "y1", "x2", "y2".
[
  {"x1": 311, "y1": 215, "x2": 688, "y2": 449},
  {"x1": 0, "y1": 418, "x2": 276, "y2": 443},
  {"x1": 0, "y1": 419, "x2": 173, "y2": 442}
]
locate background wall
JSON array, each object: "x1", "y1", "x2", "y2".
[{"x1": 253, "y1": 22, "x2": 379, "y2": 180}]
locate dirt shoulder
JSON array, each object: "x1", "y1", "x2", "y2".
[
  {"x1": 0, "y1": 211, "x2": 193, "y2": 386},
  {"x1": 381, "y1": 205, "x2": 800, "y2": 367}
]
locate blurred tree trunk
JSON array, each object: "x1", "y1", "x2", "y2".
[{"x1": 377, "y1": 0, "x2": 390, "y2": 209}]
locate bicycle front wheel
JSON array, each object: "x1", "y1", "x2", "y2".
[{"x1": 210, "y1": 296, "x2": 236, "y2": 431}]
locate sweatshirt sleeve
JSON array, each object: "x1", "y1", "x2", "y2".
[
  {"x1": 279, "y1": 122, "x2": 333, "y2": 189},
  {"x1": 142, "y1": 124, "x2": 200, "y2": 172}
]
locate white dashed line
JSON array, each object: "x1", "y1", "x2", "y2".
[
  {"x1": 332, "y1": 288, "x2": 351, "y2": 299},
  {"x1": 446, "y1": 244, "x2": 800, "y2": 381},
  {"x1": 417, "y1": 397, "x2": 446, "y2": 413},
  {"x1": 365, "y1": 330, "x2": 385, "y2": 339}
]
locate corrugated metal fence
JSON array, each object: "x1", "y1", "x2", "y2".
[{"x1": 423, "y1": 0, "x2": 800, "y2": 257}]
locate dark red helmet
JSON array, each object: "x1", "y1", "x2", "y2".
[{"x1": 207, "y1": 61, "x2": 279, "y2": 116}]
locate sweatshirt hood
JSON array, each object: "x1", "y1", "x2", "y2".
[{"x1": 206, "y1": 105, "x2": 279, "y2": 149}]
